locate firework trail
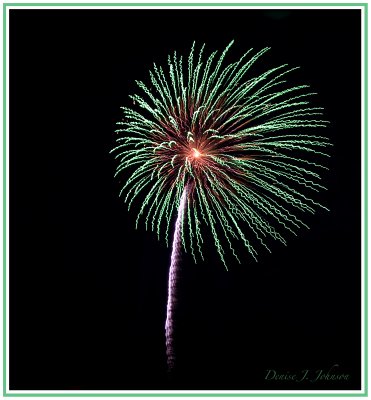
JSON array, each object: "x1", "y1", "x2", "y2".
[
  {"x1": 165, "y1": 186, "x2": 187, "y2": 371},
  {"x1": 111, "y1": 41, "x2": 330, "y2": 371}
]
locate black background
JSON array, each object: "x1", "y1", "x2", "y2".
[{"x1": 10, "y1": 8, "x2": 361, "y2": 390}]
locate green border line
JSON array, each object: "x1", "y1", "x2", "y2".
[
  {"x1": 0, "y1": 394, "x2": 369, "y2": 398},
  {"x1": 3, "y1": 2, "x2": 7, "y2": 398},
  {"x1": 1, "y1": 2, "x2": 369, "y2": 5},
  {"x1": 364, "y1": 2, "x2": 368, "y2": 398},
  {"x1": 2, "y1": 2, "x2": 367, "y2": 397}
]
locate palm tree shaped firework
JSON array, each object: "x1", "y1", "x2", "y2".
[{"x1": 111, "y1": 41, "x2": 330, "y2": 372}]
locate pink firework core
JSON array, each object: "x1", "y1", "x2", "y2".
[
  {"x1": 191, "y1": 148, "x2": 202, "y2": 158},
  {"x1": 148, "y1": 89, "x2": 259, "y2": 202},
  {"x1": 154, "y1": 127, "x2": 252, "y2": 191}
]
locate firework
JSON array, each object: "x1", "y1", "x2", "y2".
[{"x1": 111, "y1": 41, "x2": 330, "y2": 371}]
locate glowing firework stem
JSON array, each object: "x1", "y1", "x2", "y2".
[
  {"x1": 165, "y1": 186, "x2": 188, "y2": 371},
  {"x1": 111, "y1": 41, "x2": 330, "y2": 371}
]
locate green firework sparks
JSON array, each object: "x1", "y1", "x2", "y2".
[{"x1": 111, "y1": 41, "x2": 331, "y2": 268}]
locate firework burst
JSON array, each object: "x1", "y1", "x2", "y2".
[
  {"x1": 111, "y1": 41, "x2": 330, "y2": 372},
  {"x1": 111, "y1": 41, "x2": 330, "y2": 268}
]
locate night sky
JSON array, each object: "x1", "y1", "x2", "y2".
[{"x1": 10, "y1": 8, "x2": 362, "y2": 391}]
